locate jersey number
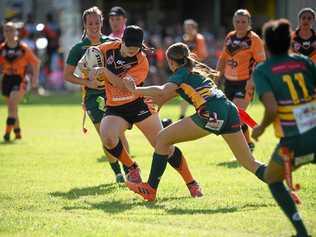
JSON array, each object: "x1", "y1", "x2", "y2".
[{"x1": 282, "y1": 73, "x2": 311, "y2": 104}]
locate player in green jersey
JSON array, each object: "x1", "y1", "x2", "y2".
[
  {"x1": 252, "y1": 19, "x2": 316, "y2": 237},
  {"x1": 122, "y1": 42, "x2": 266, "y2": 201},
  {"x1": 64, "y1": 6, "x2": 130, "y2": 183}
]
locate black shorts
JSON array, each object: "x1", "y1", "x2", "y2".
[
  {"x1": 224, "y1": 79, "x2": 253, "y2": 102},
  {"x1": 104, "y1": 98, "x2": 153, "y2": 126},
  {"x1": 1, "y1": 75, "x2": 24, "y2": 97}
]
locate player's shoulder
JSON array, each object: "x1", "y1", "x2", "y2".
[
  {"x1": 225, "y1": 31, "x2": 236, "y2": 39},
  {"x1": 98, "y1": 40, "x2": 121, "y2": 51},
  {"x1": 249, "y1": 30, "x2": 262, "y2": 41},
  {"x1": 196, "y1": 33, "x2": 205, "y2": 40}
]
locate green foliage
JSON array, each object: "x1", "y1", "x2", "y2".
[{"x1": 0, "y1": 93, "x2": 315, "y2": 237}]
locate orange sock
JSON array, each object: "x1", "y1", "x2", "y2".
[
  {"x1": 118, "y1": 146, "x2": 134, "y2": 167},
  {"x1": 177, "y1": 156, "x2": 194, "y2": 184},
  {"x1": 168, "y1": 147, "x2": 194, "y2": 184},
  {"x1": 105, "y1": 140, "x2": 134, "y2": 168},
  {"x1": 5, "y1": 117, "x2": 16, "y2": 135}
]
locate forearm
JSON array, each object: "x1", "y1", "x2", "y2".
[
  {"x1": 216, "y1": 58, "x2": 225, "y2": 82},
  {"x1": 64, "y1": 71, "x2": 89, "y2": 87},
  {"x1": 100, "y1": 67, "x2": 125, "y2": 89},
  {"x1": 135, "y1": 86, "x2": 165, "y2": 97},
  {"x1": 259, "y1": 108, "x2": 277, "y2": 130},
  {"x1": 31, "y1": 63, "x2": 40, "y2": 87}
]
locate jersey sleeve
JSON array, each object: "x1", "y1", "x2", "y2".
[
  {"x1": 195, "y1": 34, "x2": 208, "y2": 61},
  {"x1": 66, "y1": 44, "x2": 82, "y2": 66},
  {"x1": 252, "y1": 66, "x2": 272, "y2": 98},
  {"x1": 24, "y1": 47, "x2": 40, "y2": 65},
  {"x1": 126, "y1": 53, "x2": 149, "y2": 85},
  {"x1": 252, "y1": 35, "x2": 266, "y2": 63},
  {"x1": 168, "y1": 71, "x2": 186, "y2": 86}
]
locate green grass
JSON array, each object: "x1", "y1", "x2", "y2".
[{"x1": 0, "y1": 93, "x2": 315, "y2": 237}]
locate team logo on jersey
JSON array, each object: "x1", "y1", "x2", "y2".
[
  {"x1": 302, "y1": 41, "x2": 311, "y2": 49},
  {"x1": 116, "y1": 60, "x2": 125, "y2": 65},
  {"x1": 106, "y1": 55, "x2": 114, "y2": 65},
  {"x1": 293, "y1": 42, "x2": 301, "y2": 51}
]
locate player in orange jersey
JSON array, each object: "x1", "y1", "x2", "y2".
[
  {"x1": 91, "y1": 25, "x2": 203, "y2": 197},
  {"x1": 291, "y1": 8, "x2": 316, "y2": 64},
  {"x1": 216, "y1": 9, "x2": 266, "y2": 153},
  {"x1": 178, "y1": 19, "x2": 208, "y2": 120},
  {"x1": 0, "y1": 22, "x2": 40, "y2": 142}
]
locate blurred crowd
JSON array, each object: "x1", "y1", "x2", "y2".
[{"x1": 0, "y1": 11, "x2": 224, "y2": 91}]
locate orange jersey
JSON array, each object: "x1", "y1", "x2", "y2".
[
  {"x1": 0, "y1": 42, "x2": 39, "y2": 80},
  {"x1": 184, "y1": 33, "x2": 208, "y2": 61},
  {"x1": 98, "y1": 41, "x2": 149, "y2": 106},
  {"x1": 291, "y1": 29, "x2": 316, "y2": 64},
  {"x1": 220, "y1": 30, "x2": 265, "y2": 81}
]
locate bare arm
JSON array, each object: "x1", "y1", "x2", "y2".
[
  {"x1": 30, "y1": 60, "x2": 40, "y2": 89},
  {"x1": 215, "y1": 57, "x2": 226, "y2": 85},
  {"x1": 64, "y1": 64, "x2": 103, "y2": 89},
  {"x1": 252, "y1": 91, "x2": 278, "y2": 141}
]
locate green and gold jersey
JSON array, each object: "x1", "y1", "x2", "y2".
[
  {"x1": 168, "y1": 67, "x2": 225, "y2": 110},
  {"x1": 66, "y1": 35, "x2": 109, "y2": 95},
  {"x1": 253, "y1": 54, "x2": 316, "y2": 138}
]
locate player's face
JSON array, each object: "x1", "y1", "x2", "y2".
[
  {"x1": 109, "y1": 15, "x2": 126, "y2": 32},
  {"x1": 84, "y1": 14, "x2": 102, "y2": 39},
  {"x1": 299, "y1": 12, "x2": 314, "y2": 29},
  {"x1": 121, "y1": 43, "x2": 140, "y2": 57},
  {"x1": 166, "y1": 57, "x2": 176, "y2": 72},
  {"x1": 233, "y1": 15, "x2": 250, "y2": 34},
  {"x1": 3, "y1": 25, "x2": 16, "y2": 41}
]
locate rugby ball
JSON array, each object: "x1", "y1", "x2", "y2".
[{"x1": 74, "y1": 46, "x2": 105, "y2": 81}]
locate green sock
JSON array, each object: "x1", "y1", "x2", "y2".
[
  {"x1": 123, "y1": 164, "x2": 129, "y2": 175},
  {"x1": 148, "y1": 153, "x2": 168, "y2": 189},
  {"x1": 109, "y1": 161, "x2": 122, "y2": 175},
  {"x1": 255, "y1": 164, "x2": 266, "y2": 182},
  {"x1": 269, "y1": 182, "x2": 308, "y2": 236}
]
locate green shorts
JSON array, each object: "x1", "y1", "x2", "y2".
[
  {"x1": 271, "y1": 127, "x2": 316, "y2": 167},
  {"x1": 84, "y1": 93, "x2": 106, "y2": 124},
  {"x1": 191, "y1": 98, "x2": 241, "y2": 135}
]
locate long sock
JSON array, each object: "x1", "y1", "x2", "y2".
[
  {"x1": 148, "y1": 153, "x2": 168, "y2": 189},
  {"x1": 269, "y1": 182, "x2": 308, "y2": 236},
  {"x1": 123, "y1": 165, "x2": 129, "y2": 175},
  {"x1": 14, "y1": 128, "x2": 21, "y2": 139},
  {"x1": 109, "y1": 161, "x2": 122, "y2": 175},
  {"x1": 168, "y1": 147, "x2": 194, "y2": 184},
  {"x1": 5, "y1": 117, "x2": 16, "y2": 135},
  {"x1": 106, "y1": 139, "x2": 134, "y2": 167}
]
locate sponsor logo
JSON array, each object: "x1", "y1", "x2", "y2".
[
  {"x1": 107, "y1": 55, "x2": 114, "y2": 65},
  {"x1": 205, "y1": 112, "x2": 224, "y2": 131},
  {"x1": 116, "y1": 60, "x2": 125, "y2": 65}
]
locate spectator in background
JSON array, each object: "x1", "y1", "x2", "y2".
[
  {"x1": 108, "y1": 6, "x2": 127, "y2": 38},
  {"x1": 291, "y1": 7, "x2": 316, "y2": 63},
  {"x1": 178, "y1": 19, "x2": 208, "y2": 119}
]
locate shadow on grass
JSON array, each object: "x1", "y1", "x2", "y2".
[
  {"x1": 217, "y1": 160, "x2": 241, "y2": 169},
  {"x1": 0, "y1": 140, "x2": 18, "y2": 145},
  {"x1": 61, "y1": 194, "x2": 271, "y2": 215},
  {"x1": 96, "y1": 155, "x2": 107, "y2": 163},
  {"x1": 50, "y1": 183, "x2": 120, "y2": 200}
]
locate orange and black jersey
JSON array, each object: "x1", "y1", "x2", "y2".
[
  {"x1": 98, "y1": 41, "x2": 149, "y2": 106},
  {"x1": 220, "y1": 30, "x2": 265, "y2": 81},
  {"x1": 0, "y1": 42, "x2": 39, "y2": 80},
  {"x1": 183, "y1": 33, "x2": 208, "y2": 61},
  {"x1": 291, "y1": 29, "x2": 316, "y2": 64}
]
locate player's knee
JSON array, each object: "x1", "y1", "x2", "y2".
[{"x1": 102, "y1": 134, "x2": 119, "y2": 149}]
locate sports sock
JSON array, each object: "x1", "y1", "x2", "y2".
[
  {"x1": 5, "y1": 117, "x2": 16, "y2": 135},
  {"x1": 109, "y1": 161, "x2": 122, "y2": 175},
  {"x1": 14, "y1": 128, "x2": 21, "y2": 139},
  {"x1": 106, "y1": 140, "x2": 134, "y2": 167},
  {"x1": 148, "y1": 153, "x2": 168, "y2": 189},
  {"x1": 123, "y1": 164, "x2": 129, "y2": 175},
  {"x1": 168, "y1": 147, "x2": 194, "y2": 184},
  {"x1": 269, "y1": 182, "x2": 308, "y2": 236}
]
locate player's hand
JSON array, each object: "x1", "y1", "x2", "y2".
[
  {"x1": 251, "y1": 124, "x2": 265, "y2": 141},
  {"x1": 88, "y1": 68, "x2": 105, "y2": 90},
  {"x1": 246, "y1": 78, "x2": 255, "y2": 92},
  {"x1": 123, "y1": 76, "x2": 136, "y2": 92}
]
